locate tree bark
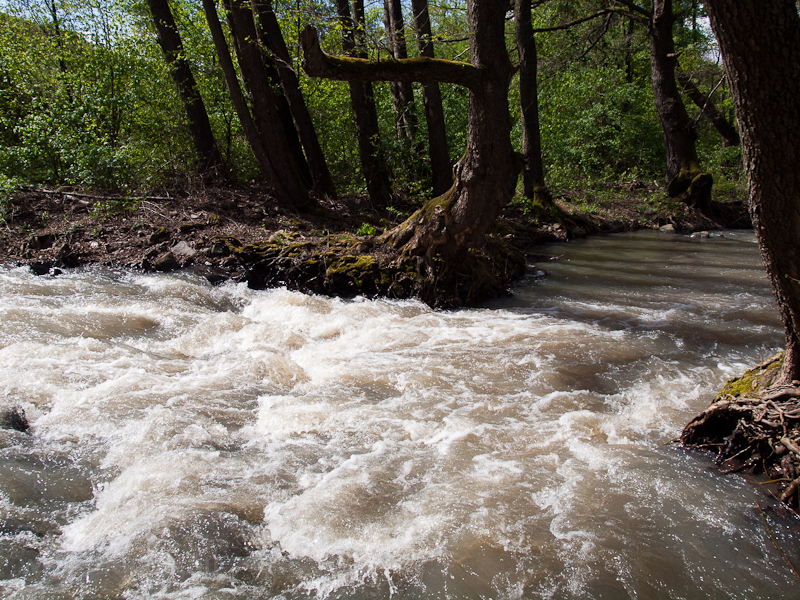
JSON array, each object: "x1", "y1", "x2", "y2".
[
  {"x1": 411, "y1": 0, "x2": 452, "y2": 196},
  {"x1": 253, "y1": 0, "x2": 338, "y2": 198},
  {"x1": 676, "y1": 72, "x2": 740, "y2": 147},
  {"x1": 302, "y1": 0, "x2": 520, "y2": 262},
  {"x1": 515, "y1": 0, "x2": 549, "y2": 204},
  {"x1": 647, "y1": 0, "x2": 712, "y2": 212},
  {"x1": 383, "y1": 0, "x2": 418, "y2": 142},
  {"x1": 335, "y1": 0, "x2": 392, "y2": 206},
  {"x1": 222, "y1": 0, "x2": 311, "y2": 208},
  {"x1": 202, "y1": 0, "x2": 276, "y2": 183},
  {"x1": 145, "y1": 0, "x2": 224, "y2": 177},
  {"x1": 705, "y1": 0, "x2": 800, "y2": 383}
]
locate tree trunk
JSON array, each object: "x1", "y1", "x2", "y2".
[
  {"x1": 222, "y1": 0, "x2": 311, "y2": 208},
  {"x1": 676, "y1": 72, "x2": 740, "y2": 147},
  {"x1": 202, "y1": 0, "x2": 276, "y2": 183},
  {"x1": 252, "y1": 0, "x2": 337, "y2": 199},
  {"x1": 411, "y1": 0, "x2": 452, "y2": 196},
  {"x1": 383, "y1": 0, "x2": 418, "y2": 142},
  {"x1": 705, "y1": 0, "x2": 800, "y2": 383},
  {"x1": 145, "y1": 0, "x2": 224, "y2": 177},
  {"x1": 515, "y1": 0, "x2": 549, "y2": 204},
  {"x1": 336, "y1": 0, "x2": 392, "y2": 206},
  {"x1": 301, "y1": 0, "x2": 520, "y2": 262},
  {"x1": 647, "y1": 0, "x2": 712, "y2": 212}
]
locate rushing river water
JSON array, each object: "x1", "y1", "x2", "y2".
[{"x1": 1, "y1": 230, "x2": 798, "y2": 599}]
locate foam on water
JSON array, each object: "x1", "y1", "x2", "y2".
[{"x1": 0, "y1": 232, "x2": 797, "y2": 599}]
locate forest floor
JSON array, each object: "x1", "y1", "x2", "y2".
[{"x1": 0, "y1": 180, "x2": 750, "y2": 307}]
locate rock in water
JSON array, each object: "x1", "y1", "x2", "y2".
[{"x1": 1, "y1": 406, "x2": 30, "y2": 432}]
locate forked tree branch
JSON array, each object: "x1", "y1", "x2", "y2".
[{"x1": 300, "y1": 26, "x2": 484, "y2": 89}]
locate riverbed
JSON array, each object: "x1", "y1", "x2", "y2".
[{"x1": 1, "y1": 230, "x2": 797, "y2": 599}]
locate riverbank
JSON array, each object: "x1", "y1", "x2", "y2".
[{"x1": 0, "y1": 182, "x2": 750, "y2": 307}]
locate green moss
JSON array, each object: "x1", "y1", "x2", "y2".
[{"x1": 715, "y1": 352, "x2": 784, "y2": 401}]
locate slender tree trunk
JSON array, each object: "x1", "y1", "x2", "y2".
[
  {"x1": 705, "y1": 0, "x2": 800, "y2": 383},
  {"x1": 336, "y1": 0, "x2": 392, "y2": 205},
  {"x1": 676, "y1": 72, "x2": 740, "y2": 147},
  {"x1": 252, "y1": 0, "x2": 337, "y2": 198},
  {"x1": 410, "y1": 0, "x2": 452, "y2": 196},
  {"x1": 647, "y1": 0, "x2": 712, "y2": 211},
  {"x1": 202, "y1": 0, "x2": 276, "y2": 183},
  {"x1": 515, "y1": 0, "x2": 549, "y2": 203},
  {"x1": 222, "y1": 0, "x2": 310, "y2": 208},
  {"x1": 383, "y1": 0, "x2": 417, "y2": 142},
  {"x1": 145, "y1": 0, "x2": 224, "y2": 177}
]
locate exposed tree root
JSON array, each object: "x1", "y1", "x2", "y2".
[{"x1": 682, "y1": 352, "x2": 800, "y2": 510}]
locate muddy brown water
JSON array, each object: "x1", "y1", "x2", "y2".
[{"x1": 1, "y1": 230, "x2": 797, "y2": 599}]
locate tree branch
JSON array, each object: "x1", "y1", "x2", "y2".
[
  {"x1": 300, "y1": 26, "x2": 483, "y2": 89},
  {"x1": 533, "y1": 8, "x2": 644, "y2": 32},
  {"x1": 610, "y1": 0, "x2": 652, "y2": 20}
]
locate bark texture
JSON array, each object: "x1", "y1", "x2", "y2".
[
  {"x1": 647, "y1": 0, "x2": 712, "y2": 211},
  {"x1": 303, "y1": 1, "x2": 520, "y2": 262},
  {"x1": 223, "y1": 0, "x2": 310, "y2": 208},
  {"x1": 383, "y1": 0, "x2": 418, "y2": 142},
  {"x1": 515, "y1": 0, "x2": 549, "y2": 204},
  {"x1": 705, "y1": 0, "x2": 800, "y2": 383},
  {"x1": 676, "y1": 72, "x2": 740, "y2": 147},
  {"x1": 411, "y1": 0, "x2": 452, "y2": 196},
  {"x1": 253, "y1": 0, "x2": 337, "y2": 198},
  {"x1": 335, "y1": 0, "x2": 392, "y2": 206},
  {"x1": 145, "y1": 0, "x2": 224, "y2": 177}
]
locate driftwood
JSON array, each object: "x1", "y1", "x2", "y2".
[{"x1": 682, "y1": 352, "x2": 800, "y2": 509}]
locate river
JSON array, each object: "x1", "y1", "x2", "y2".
[{"x1": 1, "y1": 230, "x2": 797, "y2": 599}]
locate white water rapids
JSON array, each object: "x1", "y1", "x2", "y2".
[{"x1": 1, "y1": 230, "x2": 798, "y2": 599}]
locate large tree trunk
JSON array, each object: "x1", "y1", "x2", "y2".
[
  {"x1": 253, "y1": 0, "x2": 337, "y2": 199},
  {"x1": 301, "y1": 1, "x2": 520, "y2": 262},
  {"x1": 145, "y1": 0, "x2": 224, "y2": 177},
  {"x1": 515, "y1": 0, "x2": 549, "y2": 204},
  {"x1": 336, "y1": 0, "x2": 392, "y2": 206},
  {"x1": 647, "y1": 0, "x2": 712, "y2": 211},
  {"x1": 222, "y1": 0, "x2": 311, "y2": 208},
  {"x1": 676, "y1": 71, "x2": 740, "y2": 147},
  {"x1": 411, "y1": 0, "x2": 452, "y2": 196},
  {"x1": 705, "y1": 0, "x2": 800, "y2": 383},
  {"x1": 383, "y1": 0, "x2": 418, "y2": 142}
]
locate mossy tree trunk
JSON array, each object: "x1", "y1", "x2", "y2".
[
  {"x1": 705, "y1": 0, "x2": 800, "y2": 384},
  {"x1": 411, "y1": 0, "x2": 452, "y2": 196},
  {"x1": 302, "y1": 0, "x2": 519, "y2": 263}
]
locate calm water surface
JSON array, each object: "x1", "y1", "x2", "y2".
[{"x1": 1, "y1": 230, "x2": 797, "y2": 599}]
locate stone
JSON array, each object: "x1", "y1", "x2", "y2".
[
  {"x1": 154, "y1": 252, "x2": 179, "y2": 272},
  {"x1": 659, "y1": 224, "x2": 676, "y2": 233},
  {"x1": 0, "y1": 406, "x2": 29, "y2": 432},
  {"x1": 148, "y1": 227, "x2": 170, "y2": 245},
  {"x1": 171, "y1": 240, "x2": 196, "y2": 257}
]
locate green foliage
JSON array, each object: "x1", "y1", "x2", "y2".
[
  {"x1": 356, "y1": 222, "x2": 378, "y2": 236},
  {"x1": 0, "y1": 173, "x2": 18, "y2": 222}
]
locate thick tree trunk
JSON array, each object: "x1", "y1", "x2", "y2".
[
  {"x1": 411, "y1": 0, "x2": 452, "y2": 196},
  {"x1": 705, "y1": 0, "x2": 800, "y2": 383},
  {"x1": 203, "y1": 0, "x2": 276, "y2": 184},
  {"x1": 383, "y1": 0, "x2": 418, "y2": 142},
  {"x1": 145, "y1": 0, "x2": 224, "y2": 177},
  {"x1": 302, "y1": 1, "x2": 520, "y2": 262},
  {"x1": 515, "y1": 0, "x2": 549, "y2": 204},
  {"x1": 253, "y1": 0, "x2": 337, "y2": 199},
  {"x1": 648, "y1": 0, "x2": 712, "y2": 211},
  {"x1": 222, "y1": 0, "x2": 311, "y2": 208},
  {"x1": 676, "y1": 72, "x2": 740, "y2": 147}
]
